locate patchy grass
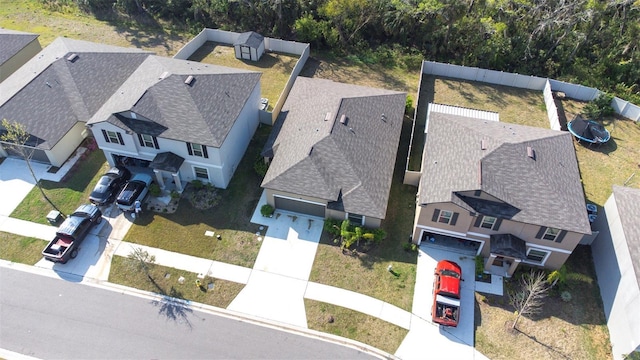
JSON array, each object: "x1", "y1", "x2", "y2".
[
  {"x1": 309, "y1": 116, "x2": 418, "y2": 312},
  {"x1": 475, "y1": 246, "x2": 612, "y2": 360},
  {"x1": 0, "y1": 0, "x2": 188, "y2": 56},
  {"x1": 301, "y1": 50, "x2": 419, "y2": 95},
  {"x1": 431, "y1": 77, "x2": 549, "y2": 128},
  {"x1": 11, "y1": 149, "x2": 108, "y2": 224},
  {"x1": 189, "y1": 42, "x2": 298, "y2": 111},
  {"x1": 0, "y1": 232, "x2": 45, "y2": 265},
  {"x1": 123, "y1": 127, "x2": 270, "y2": 268},
  {"x1": 305, "y1": 299, "x2": 408, "y2": 355},
  {"x1": 109, "y1": 256, "x2": 244, "y2": 309}
]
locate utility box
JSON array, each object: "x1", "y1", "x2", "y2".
[{"x1": 46, "y1": 210, "x2": 62, "y2": 225}]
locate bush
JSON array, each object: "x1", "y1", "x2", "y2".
[
  {"x1": 191, "y1": 179, "x2": 204, "y2": 190},
  {"x1": 170, "y1": 190, "x2": 180, "y2": 199},
  {"x1": 403, "y1": 243, "x2": 418, "y2": 252},
  {"x1": 260, "y1": 204, "x2": 274, "y2": 217},
  {"x1": 584, "y1": 93, "x2": 614, "y2": 119},
  {"x1": 406, "y1": 95, "x2": 414, "y2": 116},
  {"x1": 148, "y1": 183, "x2": 161, "y2": 197},
  {"x1": 323, "y1": 219, "x2": 341, "y2": 236},
  {"x1": 475, "y1": 256, "x2": 485, "y2": 276},
  {"x1": 560, "y1": 290, "x2": 572, "y2": 302},
  {"x1": 254, "y1": 156, "x2": 269, "y2": 177}
]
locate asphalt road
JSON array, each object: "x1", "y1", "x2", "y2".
[{"x1": 0, "y1": 266, "x2": 376, "y2": 359}]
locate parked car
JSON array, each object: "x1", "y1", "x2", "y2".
[
  {"x1": 42, "y1": 204, "x2": 102, "y2": 264},
  {"x1": 116, "y1": 173, "x2": 153, "y2": 212},
  {"x1": 431, "y1": 260, "x2": 462, "y2": 327},
  {"x1": 89, "y1": 166, "x2": 131, "y2": 206}
]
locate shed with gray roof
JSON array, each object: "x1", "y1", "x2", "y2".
[
  {"x1": 234, "y1": 31, "x2": 265, "y2": 61},
  {"x1": 0, "y1": 28, "x2": 41, "y2": 82}
]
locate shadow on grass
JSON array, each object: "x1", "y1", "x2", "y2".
[
  {"x1": 574, "y1": 136, "x2": 618, "y2": 155},
  {"x1": 151, "y1": 287, "x2": 194, "y2": 329},
  {"x1": 515, "y1": 328, "x2": 572, "y2": 360}
]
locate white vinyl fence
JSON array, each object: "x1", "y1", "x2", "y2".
[
  {"x1": 422, "y1": 61, "x2": 640, "y2": 121},
  {"x1": 174, "y1": 28, "x2": 310, "y2": 124}
]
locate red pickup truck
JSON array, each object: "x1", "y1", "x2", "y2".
[{"x1": 431, "y1": 260, "x2": 462, "y2": 327}]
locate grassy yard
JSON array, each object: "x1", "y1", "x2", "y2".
[
  {"x1": 11, "y1": 148, "x2": 108, "y2": 224},
  {"x1": 305, "y1": 300, "x2": 408, "y2": 355},
  {"x1": 123, "y1": 127, "x2": 269, "y2": 268},
  {"x1": 475, "y1": 246, "x2": 612, "y2": 360},
  {"x1": 432, "y1": 77, "x2": 549, "y2": 127},
  {"x1": 109, "y1": 256, "x2": 244, "y2": 309},
  {"x1": 0, "y1": 0, "x2": 189, "y2": 55},
  {"x1": 0, "y1": 232, "x2": 45, "y2": 265},
  {"x1": 188, "y1": 42, "x2": 298, "y2": 111}
]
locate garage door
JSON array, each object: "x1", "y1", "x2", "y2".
[
  {"x1": 274, "y1": 196, "x2": 325, "y2": 218},
  {"x1": 4, "y1": 146, "x2": 50, "y2": 164}
]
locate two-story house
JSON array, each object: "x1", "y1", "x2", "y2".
[
  {"x1": 413, "y1": 104, "x2": 592, "y2": 277},
  {"x1": 87, "y1": 55, "x2": 261, "y2": 190}
]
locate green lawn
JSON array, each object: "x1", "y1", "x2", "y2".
[
  {"x1": 0, "y1": 232, "x2": 45, "y2": 265},
  {"x1": 305, "y1": 299, "x2": 408, "y2": 355},
  {"x1": 123, "y1": 127, "x2": 270, "y2": 268},
  {"x1": 11, "y1": 148, "x2": 108, "y2": 224},
  {"x1": 109, "y1": 256, "x2": 244, "y2": 309}
]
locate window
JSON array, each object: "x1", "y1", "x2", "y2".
[
  {"x1": 526, "y1": 248, "x2": 549, "y2": 264},
  {"x1": 542, "y1": 227, "x2": 560, "y2": 241},
  {"x1": 348, "y1": 213, "x2": 364, "y2": 225},
  {"x1": 101, "y1": 129, "x2": 124, "y2": 145},
  {"x1": 138, "y1": 134, "x2": 158, "y2": 149},
  {"x1": 480, "y1": 216, "x2": 496, "y2": 229},
  {"x1": 187, "y1": 142, "x2": 208, "y2": 158},
  {"x1": 194, "y1": 166, "x2": 209, "y2": 180},
  {"x1": 431, "y1": 209, "x2": 458, "y2": 225},
  {"x1": 438, "y1": 210, "x2": 453, "y2": 224}
]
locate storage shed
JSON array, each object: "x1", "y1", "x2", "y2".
[{"x1": 234, "y1": 31, "x2": 265, "y2": 62}]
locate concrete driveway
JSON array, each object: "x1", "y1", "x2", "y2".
[{"x1": 0, "y1": 158, "x2": 45, "y2": 216}]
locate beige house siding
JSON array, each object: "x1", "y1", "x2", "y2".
[
  {"x1": 46, "y1": 122, "x2": 86, "y2": 167},
  {"x1": 413, "y1": 201, "x2": 585, "y2": 271},
  {"x1": 0, "y1": 38, "x2": 41, "y2": 82},
  {"x1": 266, "y1": 188, "x2": 383, "y2": 227}
]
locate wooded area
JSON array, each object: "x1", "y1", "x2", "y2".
[{"x1": 64, "y1": 0, "x2": 639, "y2": 103}]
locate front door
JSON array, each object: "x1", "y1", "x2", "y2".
[{"x1": 492, "y1": 256, "x2": 504, "y2": 267}]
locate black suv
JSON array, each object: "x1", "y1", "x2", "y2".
[{"x1": 89, "y1": 166, "x2": 131, "y2": 206}]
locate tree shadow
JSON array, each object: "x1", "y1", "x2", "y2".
[
  {"x1": 151, "y1": 286, "x2": 194, "y2": 329},
  {"x1": 514, "y1": 328, "x2": 572, "y2": 360}
]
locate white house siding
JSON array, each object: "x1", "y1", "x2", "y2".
[
  {"x1": 216, "y1": 84, "x2": 261, "y2": 187},
  {"x1": 46, "y1": 122, "x2": 86, "y2": 167},
  {"x1": 592, "y1": 194, "x2": 640, "y2": 359}
]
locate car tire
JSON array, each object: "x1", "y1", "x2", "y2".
[
  {"x1": 70, "y1": 249, "x2": 78, "y2": 259},
  {"x1": 96, "y1": 216, "x2": 102, "y2": 224}
]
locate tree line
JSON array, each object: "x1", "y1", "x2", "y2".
[{"x1": 69, "y1": 0, "x2": 639, "y2": 103}]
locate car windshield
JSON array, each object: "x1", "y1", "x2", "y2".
[
  {"x1": 441, "y1": 269, "x2": 460, "y2": 278},
  {"x1": 98, "y1": 177, "x2": 111, "y2": 185}
]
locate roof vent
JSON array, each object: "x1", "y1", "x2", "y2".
[
  {"x1": 527, "y1": 146, "x2": 536, "y2": 160},
  {"x1": 339, "y1": 114, "x2": 347, "y2": 125},
  {"x1": 324, "y1": 112, "x2": 332, "y2": 121},
  {"x1": 66, "y1": 53, "x2": 78, "y2": 62},
  {"x1": 184, "y1": 75, "x2": 195, "y2": 86},
  {"x1": 481, "y1": 139, "x2": 487, "y2": 150},
  {"x1": 381, "y1": 113, "x2": 387, "y2": 122},
  {"x1": 159, "y1": 71, "x2": 169, "y2": 80}
]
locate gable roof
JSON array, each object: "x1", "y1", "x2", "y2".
[
  {"x1": 0, "y1": 37, "x2": 151, "y2": 149},
  {"x1": 89, "y1": 55, "x2": 261, "y2": 147},
  {"x1": 262, "y1": 77, "x2": 406, "y2": 219},
  {"x1": 419, "y1": 104, "x2": 591, "y2": 234},
  {"x1": 611, "y1": 185, "x2": 640, "y2": 286},
  {"x1": 234, "y1": 32, "x2": 264, "y2": 48},
  {"x1": 0, "y1": 28, "x2": 39, "y2": 66}
]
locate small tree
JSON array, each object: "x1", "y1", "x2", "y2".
[
  {"x1": 509, "y1": 270, "x2": 549, "y2": 330},
  {"x1": 1, "y1": 119, "x2": 65, "y2": 217},
  {"x1": 127, "y1": 247, "x2": 156, "y2": 281}
]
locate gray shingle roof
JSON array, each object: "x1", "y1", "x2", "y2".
[
  {"x1": 261, "y1": 77, "x2": 406, "y2": 219},
  {"x1": 419, "y1": 105, "x2": 591, "y2": 234},
  {"x1": 0, "y1": 28, "x2": 39, "y2": 65},
  {"x1": 611, "y1": 185, "x2": 640, "y2": 288},
  {"x1": 89, "y1": 56, "x2": 261, "y2": 147},
  {"x1": 234, "y1": 32, "x2": 264, "y2": 48},
  {"x1": 0, "y1": 37, "x2": 150, "y2": 150}
]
